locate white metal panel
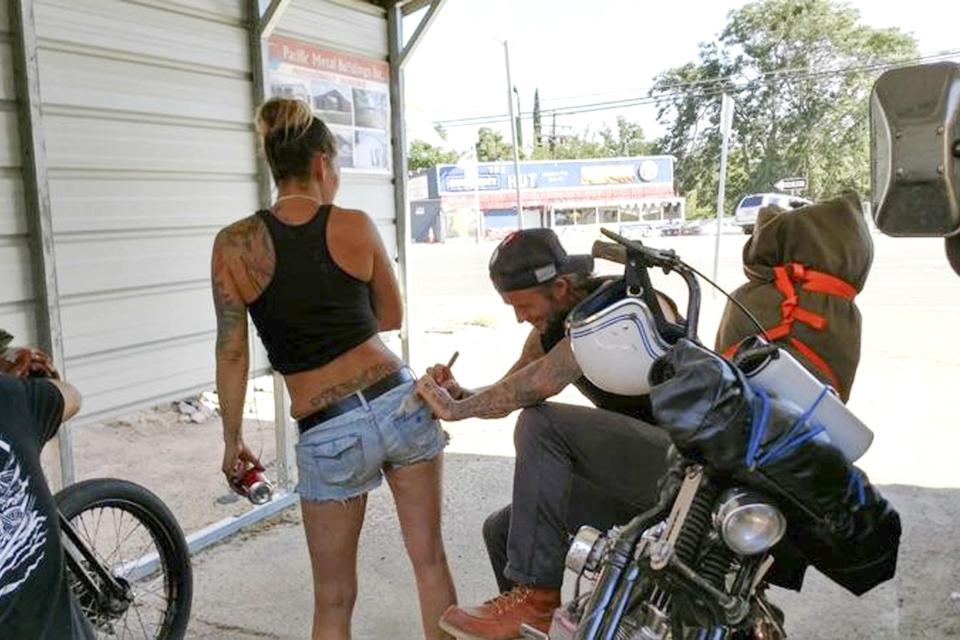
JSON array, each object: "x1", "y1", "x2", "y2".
[
  {"x1": 32, "y1": 0, "x2": 262, "y2": 423},
  {"x1": 43, "y1": 115, "x2": 257, "y2": 175},
  {"x1": 50, "y1": 177, "x2": 259, "y2": 233},
  {"x1": 0, "y1": 109, "x2": 20, "y2": 168},
  {"x1": 60, "y1": 285, "x2": 213, "y2": 359},
  {"x1": 34, "y1": 0, "x2": 248, "y2": 72},
  {"x1": 0, "y1": 173, "x2": 27, "y2": 236},
  {"x1": 276, "y1": 0, "x2": 387, "y2": 58},
  {"x1": 0, "y1": 45, "x2": 15, "y2": 100},
  {"x1": 38, "y1": 49, "x2": 253, "y2": 124}
]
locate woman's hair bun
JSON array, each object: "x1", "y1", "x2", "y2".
[{"x1": 255, "y1": 97, "x2": 314, "y2": 141}]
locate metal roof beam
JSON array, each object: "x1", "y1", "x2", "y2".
[
  {"x1": 398, "y1": 0, "x2": 445, "y2": 69},
  {"x1": 257, "y1": 0, "x2": 292, "y2": 38}
]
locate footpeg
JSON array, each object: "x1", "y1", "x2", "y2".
[{"x1": 519, "y1": 624, "x2": 549, "y2": 639}]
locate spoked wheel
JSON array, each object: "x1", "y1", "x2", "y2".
[{"x1": 55, "y1": 479, "x2": 192, "y2": 639}]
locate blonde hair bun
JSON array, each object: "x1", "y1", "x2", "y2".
[{"x1": 255, "y1": 97, "x2": 314, "y2": 141}]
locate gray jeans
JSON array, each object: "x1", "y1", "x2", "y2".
[{"x1": 482, "y1": 402, "x2": 671, "y2": 591}]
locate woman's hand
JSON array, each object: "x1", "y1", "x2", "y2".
[
  {"x1": 416, "y1": 375, "x2": 464, "y2": 421},
  {"x1": 222, "y1": 439, "x2": 263, "y2": 488}
]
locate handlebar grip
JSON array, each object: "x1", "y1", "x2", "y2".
[{"x1": 592, "y1": 240, "x2": 627, "y2": 264}]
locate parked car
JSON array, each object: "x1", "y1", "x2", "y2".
[
  {"x1": 679, "y1": 217, "x2": 741, "y2": 236},
  {"x1": 619, "y1": 222, "x2": 657, "y2": 240},
  {"x1": 660, "y1": 219, "x2": 684, "y2": 236},
  {"x1": 734, "y1": 193, "x2": 811, "y2": 234}
]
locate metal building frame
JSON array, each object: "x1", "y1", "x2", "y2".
[{"x1": 6, "y1": 0, "x2": 446, "y2": 546}]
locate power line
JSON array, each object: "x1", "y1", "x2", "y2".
[{"x1": 432, "y1": 49, "x2": 960, "y2": 128}]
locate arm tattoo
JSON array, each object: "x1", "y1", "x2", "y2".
[
  {"x1": 306, "y1": 362, "x2": 400, "y2": 410},
  {"x1": 211, "y1": 236, "x2": 247, "y2": 361},
  {"x1": 457, "y1": 340, "x2": 581, "y2": 419}
]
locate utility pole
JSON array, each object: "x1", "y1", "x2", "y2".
[
  {"x1": 503, "y1": 40, "x2": 523, "y2": 229},
  {"x1": 713, "y1": 93, "x2": 735, "y2": 285},
  {"x1": 513, "y1": 85, "x2": 523, "y2": 149}
]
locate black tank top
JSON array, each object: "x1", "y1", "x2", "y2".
[
  {"x1": 247, "y1": 206, "x2": 380, "y2": 374},
  {"x1": 540, "y1": 277, "x2": 657, "y2": 425}
]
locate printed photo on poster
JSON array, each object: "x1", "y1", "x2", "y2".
[
  {"x1": 329, "y1": 125, "x2": 355, "y2": 169},
  {"x1": 354, "y1": 130, "x2": 389, "y2": 171},
  {"x1": 268, "y1": 36, "x2": 391, "y2": 174},
  {"x1": 310, "y1": 80, "x2": 354, "y2": 127},
  {"x1": 352, "y1": 89, "x2": 388, "y2": 130}
]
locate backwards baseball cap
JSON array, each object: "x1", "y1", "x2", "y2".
[{"x1": 489, "y1": 228, "x2": 594, "y2": 293}]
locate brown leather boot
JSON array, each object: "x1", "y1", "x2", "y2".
[{"x1": 438, "y1": 585, "x2": 561, "y2": 640}]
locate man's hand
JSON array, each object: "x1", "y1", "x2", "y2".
[
  {"x1": 425, "y1": 362, "x2": 466, "y2": 400},
  {"x1": 0, "y1": 347, "x2": 59, "y2": 379},
  {"x1": 222, "y1": 439, "x2": 263, "y2": 487},
  {"x1": 416, "y1": 375, "x2": 465, "y2": 421}
]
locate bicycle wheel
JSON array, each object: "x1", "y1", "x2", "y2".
[{"x1": 55, "y1": 478, "x2": 192, "y2": 639}]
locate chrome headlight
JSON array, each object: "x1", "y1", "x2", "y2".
[
  {"x1": 714, "y1": 489, "x2": 786, "y2": 556},
  {"x1": 565, "y1": 526, "x2": 606, "y2": 575}
]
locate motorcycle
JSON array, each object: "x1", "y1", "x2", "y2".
[{"x1": 520, "y1": 229, "x2": 900, "y2": 640}]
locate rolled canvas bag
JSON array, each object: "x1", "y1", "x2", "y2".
[{"x1": 715, "y1": 193, "x2": 873, "y2": 402}]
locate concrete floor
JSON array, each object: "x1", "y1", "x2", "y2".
[{"x1": 184, "y1": 454, "x2": 960, "y2": 639}]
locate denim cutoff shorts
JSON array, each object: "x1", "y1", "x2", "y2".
[{"x1": 295, "y1": 379, "x2": 449, "y2": 502}]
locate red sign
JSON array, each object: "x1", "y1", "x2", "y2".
[{"x1": 269, "y1": 36, "x2": 389, "y2": 83}]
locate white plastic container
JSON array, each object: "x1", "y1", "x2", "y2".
[{"x1": 735, "y1": 337, "x2": 874, "y2": 462}]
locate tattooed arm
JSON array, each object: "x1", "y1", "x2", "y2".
[
  {"x1": 211, "y1": 227, "x2": 261, "y2": 482},
  {"x1": 417, "y1": 336, "x2": 580, "y2": 421}
]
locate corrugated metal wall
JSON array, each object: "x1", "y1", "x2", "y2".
[
  {"x1": 0, "y1": 2, "x2": 38, "y2": 347},
  {"x1": 274, "y1": 0, "x2": 397, "y2": 258},
  {"x1": 34, "y1": 0, "x2": 261, "y2": 423},
  {"x1": 7, "y1": 0, "x2": 396, "y2": 426}
]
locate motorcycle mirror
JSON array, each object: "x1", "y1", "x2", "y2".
[
  {"x1": 948, "y1": 234, "x2": 960, "y2": 277},
  {"x1": 870, "y1": 62, "x2": 960, "y2": 238}
]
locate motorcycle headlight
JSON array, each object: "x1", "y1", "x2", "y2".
[{"x1": 714, "y1": 489, "x2": 786, "y2": 556}]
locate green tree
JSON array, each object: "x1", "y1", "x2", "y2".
[
  {"x1": 475, "y1": 127, "x2": 516, "y2": 162},
  {"x1": 408, "y1": 139, "x2": 460, "y2": 172},
  {"x1": 599, "y1": 116, "x2": 652, "y2": 157},
  {"x1": 651, "y1": 0, "x2": 916, "y2": 214}
]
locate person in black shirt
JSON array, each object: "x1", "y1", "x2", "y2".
[
  {"x1": 416, "y1": 229, "x2": 675, "y2": 640},
  {"x1": 0, "y1": 338, "x2": 93, "y2": 639}
]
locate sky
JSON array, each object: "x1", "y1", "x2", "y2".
[{"x1": 402, "y1": 0, "x2": 960, "y2": 152}]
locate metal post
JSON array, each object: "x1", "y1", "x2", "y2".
[
  {"x1": 503, "y1": 40, "x2": 523, "y2": 230},
  {"x1": 249, "y1": 0, "x2": 295, "y2": 491},
  {"x1": 388, "y1": 3, "x2": 413, "y2": 364},
  {"x1": 713, "y1": 93, "x2": 735, "y2": 285},
  {"x1": 11, "y1": 0, "x2": 72, "y2": 490}
]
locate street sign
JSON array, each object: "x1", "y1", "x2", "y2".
[{"x1": 775, "y1": 177, "x2": 806, "y2": 191}]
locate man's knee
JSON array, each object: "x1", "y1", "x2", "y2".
[
  {"x1": 483, "y1": 505, "x2": 511, "y2": 550},
  {"x1": 514, "y1": 405, "x2": 561, "y2": 451}
]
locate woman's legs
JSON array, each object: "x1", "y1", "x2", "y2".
[
  {"x1": 301, "y1": 495, "x2": 368, "y2": 640},
  {"x1": 385, "y1": 456, "x2": 457, "y2": 640}
]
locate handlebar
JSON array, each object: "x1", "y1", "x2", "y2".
[{"x1": 592, "y1": 229, "x2": 702, "y2": 342}]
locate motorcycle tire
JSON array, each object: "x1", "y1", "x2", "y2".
[{"x1": 55, "y1": 478, "x2": 193, "y2": 639}]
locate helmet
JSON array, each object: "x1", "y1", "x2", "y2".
[{"x1": 567, "y1": 279, "x2": 675, "y2": 396}]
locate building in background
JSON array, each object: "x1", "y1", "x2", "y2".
[{"x1": 409, "y1": 156, "x2": 685, "y2": 242}]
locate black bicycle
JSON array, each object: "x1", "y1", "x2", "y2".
[{"x1": 55, "y1": 477, "x2": 192, "y2": 639}]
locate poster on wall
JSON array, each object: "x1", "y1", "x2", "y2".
[{"x1": 268, "y1": 35, "x2": 391, "y2": 173}]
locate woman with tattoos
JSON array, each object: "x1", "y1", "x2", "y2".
[{"x1": 211, "y1": 97, "x2": 455, "y2": 640}]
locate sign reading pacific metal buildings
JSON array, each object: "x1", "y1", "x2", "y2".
[{"x1": 435, "y1": 156, "x2": 676, "y2": 209}]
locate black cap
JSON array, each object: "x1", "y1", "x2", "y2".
[{"x1": 489, "y1": 228, "x2": 594, "y2": 292}]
